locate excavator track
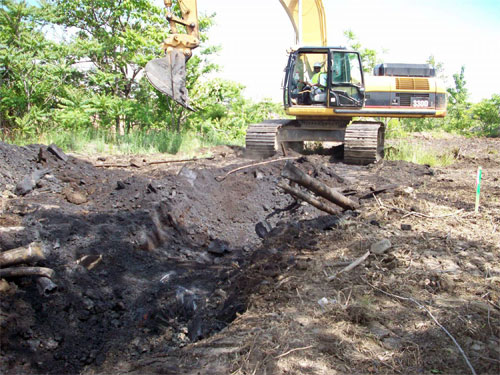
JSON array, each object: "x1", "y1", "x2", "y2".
[
  {"x1": 245, "y1": 120, "x2": 293, "y2": 158},
  {"x1": 344, "y1": 121, "x2": 385, "y2": 165}
]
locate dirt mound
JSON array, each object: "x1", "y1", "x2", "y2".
[{"x1": 0, "y1": 137, "x2": 499, "y2": 375}]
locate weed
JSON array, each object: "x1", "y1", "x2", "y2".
[
  {"x1": 385, "y1": 140, "x2": 455, "y2": 167},
  {"x1": 7, "y1": 127, "x2": 240, "y2": 156}
]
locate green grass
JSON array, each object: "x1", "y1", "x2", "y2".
[
  {"x1": 385, "y1": 140, "x2": 456, "y2": 167},
  {"x1": 8, "y1": 127, "x2": 243, "y2": 156}
]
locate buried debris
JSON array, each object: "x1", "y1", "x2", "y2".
[
  {"x1": 15, "y1": 168, "x2": 50, "y2": 196},
  {"x1": 277, "y1": 181, "x2": 338, "y2": 215},
  {"x1": 280, "y1": 161, "x2": 358, "y2": 211},
  {"x1": 47, "y1": 144, "x2": 68, "y2": 162},
  {"x1": 0, "y1": 241, "x2": 57, "y2": 296},
  {"x1": 0, "y1": 241, "x2": 46, "y2": 268},
  {"x1": 37, "y1": 276, "x2": 58, "y2": 296},
  {"x1": 215, "y1": 157, "x2": 298, "y2": 181},
  {"x1": 0, "y1": 266, "x2": 55, "y2": 279},
  {"x1": 327, "y1": 238, "x2": 393, "y2": 280}
]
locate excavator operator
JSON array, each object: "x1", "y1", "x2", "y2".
[{"x1": 298, "y1": 62, "x2": 327, "y2": 105}]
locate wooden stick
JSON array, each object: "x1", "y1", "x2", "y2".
[
  {"x1": 96, "y1": 156, "x2": 215, "y2": 168},
  {"x1": 215, "y1": 157, "x2": 299, "y2": 181},
  {"x1": 282, "y1": 161, "x2": 358, "y2": 210},
  {"x1": 0, "y1": 242, "x2": 45, "y2": 268},
  {"x1": 0, "y1": 267, "x2": 55, "y2": 279},
  {"x1": 147, "y1": 156, "x2": 215, "y2": 165},
  {"x1": 365, "y1": 280, "x2": 477, "y2": 375},
  {"x1": 275, "y1": 345, "x2": 314, "y2": 359},
  {"x1": 278, "y1": 181, "x2": 338, "y2": 215},
  {"x1": 327, "y1": 251, "x2": 370, "y2": 280},
  {"x1": 95, "y1": 163, "x2": 130, "y2": 168}
]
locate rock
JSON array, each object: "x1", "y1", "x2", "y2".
[
  {"x1": 178, "y1": 167, "x2": 197, "y2": 186},
  {"x1": 401, "y1": 224, "x2": 412, "y2": 231},
  {"x1": 15, "y1": 169, "x2": 50, "y2": 196},
  {"x1": 471, "y1": 342, "x2": 484, "y2": 351},
  {"x1": 254, "y1": 170, "x2": 264, "y2": 180},
  {"x1": 0, "y1": 278, "x2": 16, "y2": 295},
  {"x1": 146, "y1": 183, "x2": 158, "y2": 193},
  {"x1": 395, "y1": 186, "x2": 415, "y2": 197},
  {"x1": 255, "y1": 220, "x2": 272, "y2": 239},
  {"x1": 64, "y1": 188, "x2": 88, "y2": 205},
  {"x1": 215, "y1": 288, "x2": 227, "y2": 299},
  {"x1": 207, "y1": 240, "x2": 229, "y2": 255},
  {"x1": 48, "y1": 144, "x2": 68, "y2": 162},
  {"x1": 116, "y1": 181, "x2": 126, "y2": 190},
  {"x1": 130, "y1": 158, "x2": 143, "y2": 168},
  {"x1": 317, "y1": 297, "x2": 336, "y2": 309},
  {"x1": 370, "y1": 239, "x2": 392, "y2": 255},
  {"x1": 38, "y1": 147, "x2": 47, "y2": 163}
]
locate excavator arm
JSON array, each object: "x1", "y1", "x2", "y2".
[
  {"x1": 145, "y1": 0, "x2": 327, "y2": 109},
  {"x1": 279, "y1": 0, "x2": 327, "y2": 47},
  {"x1": 145, "y1": 0, "x2": 199, "y2": 109}
]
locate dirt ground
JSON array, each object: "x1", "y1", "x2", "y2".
[{"x1": 0, "y1": 135, "x2": 499, "y2": 375}]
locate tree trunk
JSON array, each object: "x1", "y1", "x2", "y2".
[
  {"x1": 278, "y1": 182, "x2": 339, "y2": 215},
  {"x1": 0, "y1": 267, "x2": 55, "y2": 279},
  {"x1": 0, "y1": 242, "x2": 45, "y2": 268},
  {"x1": 281, "y1": 161, "x2": 358, "y2": 210}
]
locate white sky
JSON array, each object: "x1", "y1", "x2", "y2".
[{"x1": 191, "y1": 0, "x2": 500, "y2": 103}]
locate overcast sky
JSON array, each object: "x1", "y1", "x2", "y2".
[{"x1": 192, "y1": 0, "x2": 500, "y2": 103}]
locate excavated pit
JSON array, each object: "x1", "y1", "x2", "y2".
[{"x1": 2, "y1": 139, "x2": 498, "y2": 374}]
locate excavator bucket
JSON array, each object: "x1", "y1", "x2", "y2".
[{"x1": 145, "y1": 49, "x2": 193, "y2": 110}]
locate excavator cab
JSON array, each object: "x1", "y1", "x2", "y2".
[{"x1": 284, "y1": 47, "x2": 365, "y2": 109}]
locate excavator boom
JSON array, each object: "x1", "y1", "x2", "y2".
[
  {"x1": 279, "y1": 0, "x2": 327, "y2": 46},
  {"x1": 145, "y1": 0, "x2": 327, "y2": 109}
]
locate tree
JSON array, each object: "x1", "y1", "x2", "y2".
[
  {"x1": 444, "y1": 66, "x2": 472, "y2": 132},
  {"x1": 472, "y1": 94, "x2": 500, "y2": 136},
  {"x1": 447, "y1": 66, "x2": 468, "y2": 106},
  {"x1": 426, "y1": 55, "x2": 445, "y2": 79},
  {"x1": 343, "y1": 30, "x2": 381, "y2": 73},
  {"x1": 44, "y1": 0, "x2": 167, "y2": 134},
  {"x1": 0, "y1": 0, "x2": 75, "y2": 138}
]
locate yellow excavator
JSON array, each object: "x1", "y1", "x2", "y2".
[{"x1": 145, "y1": 0, "x2": 447, "y2": 164}]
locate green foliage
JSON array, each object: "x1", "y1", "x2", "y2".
[
  {"x1": 0, "y1": 0, "x2": 76, "y2": 136},
  {"x1": 343, "y1": 30, "x2": 381, "y2": 73},
  {"x1": 189, "y1": 78, "x2": 284, "y2": 145},
  {"x1": 386, "y1": 140, "x2": 455, "y2": 167},
  {"x1": 471, "y1": 94, "x2": 500, "y2": 136}
]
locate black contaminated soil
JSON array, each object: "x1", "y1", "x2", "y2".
[{"x1": 0, "y1": 141, "x2": 438, "y2": 374}]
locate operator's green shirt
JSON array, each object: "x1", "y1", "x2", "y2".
[{"x1": 311, "y1": 72, "x2": 327, "y2": 86}]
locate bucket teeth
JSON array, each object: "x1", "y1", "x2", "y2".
[{"x1": 145, "y1": 49, "x2": 193, "y2": 110}]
